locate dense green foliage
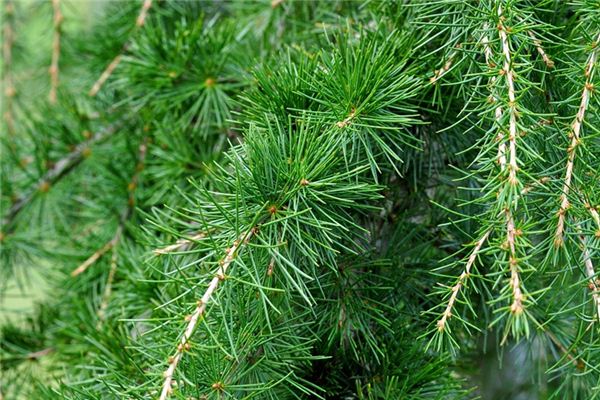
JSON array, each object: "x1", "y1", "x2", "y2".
[{"x1": 2, "y1": 0, "x2": 600, "y2": 399}]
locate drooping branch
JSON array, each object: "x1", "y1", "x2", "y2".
[
  {"x1": 436, "y1": 230, "x2": 490, "y2": 332},
  {"x1": 88, "y1": 0, "x2": 153, "y2": 97},
  {"x1": 1, "y1": 121, "x2": 123, "y2": 232},
  {"x1": 496, "y1": 6, "x2": 525, "y2": 315},
  {"x1": 48, "y1": 0, "x2": 62, "y2": 104},
  {"x1": 159, "y1": 228, "x2": 255, "y2": 400},
  {"x1": 71, "y1": 137, "x2": 148, "y2": 277},
  {"x1": 555, "y1": 32, "x2": 600, "y2": 247}
]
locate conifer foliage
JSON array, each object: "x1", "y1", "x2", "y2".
[{"x1": 1, "y1": 0, "x2": 600, "y2": 398}]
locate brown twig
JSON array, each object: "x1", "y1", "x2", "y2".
[
  {"x1": 89, "y1": 0, "x2": 153, "y2": 97},
  {"x1": 437, "y1": 230, "x2": 490, "y2": 332},
  {"x1": 335, "y1": 108, "x2": 356, "y2": 129},
  {"x1": 527, "y1": 30, "x2": 554, "y2": 68},
  {"x1": 154, "y1": 232, "x2": 207, "y2": 255},
  {"x1": 159, "y1": 228, "x2": 255, "y2": 400},
  {"x1": 430, "y1": 45, "x2": 460, "y2": 85},
  {"x1": 580, "y1": 234, "x2": 600, "y2": 322},
  {"x1": 26, "y1": 347, "x2": 54, "y2": 360},
  {"x1": 71, "y1": 138, "x2": 148, "y2": 277},
  {"x1": 555, "y1": 32, "x2": 600, "y2": 247},
  {"x1": 1, "y1": 121, "x2": 123, "y2": 232},
  {"x1": 71, "y1": 240, "x2": 115, "y2": 277},
  {"x1": 585, "y1": 203, "x2": 600, "y2": 238},
  {"x1": 48, "y1": 0, "x2": 62, "y2": 104},
  {"x1": 506, "y1": 212, "x2": 524, "y2": 315},
  {"x1": 136, "y1": 0, "x2": 152, "y2": 27}
]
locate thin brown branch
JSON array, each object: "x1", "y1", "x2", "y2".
[
  {"x1": 3, "y1": 0, "x2": 16, "y2": 134},
  {"x1": 0, "y1": 121, "x2": 123, "y2": 232},
  {"x1": 585, "y1": 203, "x2": 600, "y2": 238},
  {"x1": 48, "y1": 0, "x2": 62, "y2": 104},
  {"x1": 506, "y1": 211, "x2": 524, "y2": 315},
  {"x1": 335, "y1": 108, "x2": 356, "y2": 129},
  {"x1": 88, "y1": 55, "x2": 123, "y2": 97},
  {"x1": 89, "y1": 0, "x2": 153, "y2": 97},
  {"x1": 580, "y1": 235, "x2": 600, "y2": 322},
  {"x1": 436, "y1": 230, "x2": 490, "y2": 332},
  {"x1": 527, "y1": 30, "x2": 554, "y2": 68},
  {"x1": 71, "y1": 239, "x2": 115, "y2": 277},
  {"x1": 136, "y1": 0, "x2": 152, "y2": 27},
  {"x1": 26, "y1": 347, "x2": 54, "y2": 360},
  {"x1": 159, "y1": 228, "x2": 255, "y2": 400},
  {"x1": 430, "y1": 45, "x2": 460, "y2": 85},
  {"x1": 154, "y1": 232, "x2": 207, "y2": 255},
  {"x1": 520, "y1": 176, "x2": 550, "y2": 195},
  {"x1": 555, "y1": 32, "x2": 600, "y2": 247}
]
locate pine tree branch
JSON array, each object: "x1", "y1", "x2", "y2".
[
  {"x1": 494, "y1": 6, "x2": 524, "y2": 316},
  {"x1": 48, "y1": 0, "x2": 62, "y2": 104},
  {"x1": 88, "y1": 0, "x2": 153, "y2": 97},
  {"x1": 555, "y1": 31, "x2": 600, "y2": 247},
  {"x1": 1, "y1": 121, "x2": 123, "y2": 232},
  {"x1": 436, "y1": 230, "x2": 490, "y2": 332},
  {"x1": 3, "y1": 0, "x2": 15, "y2": 135},
  {"x1": 159, "y1": 227, "x2": 255, "y2": 400},
  {"x1": 71, "y1": 137, "x2": 148, "y2": 277}
]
